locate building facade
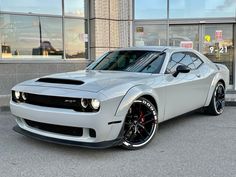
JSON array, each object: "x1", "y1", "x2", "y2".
[{"x1": 0, "y1": 0, "x2": 236, "y2": 107}]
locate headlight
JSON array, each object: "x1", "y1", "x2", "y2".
[
  {"x1": 14, "y1": 91, "x2": 20, "y2": 100},
  {"x1": 12, "y1": 91, "x2": 27, "y2": 102},
  {"x1": 91, "y1": 99, "x2": 100, "y2": 110},
  {"x1": 79, "y1": 98, "x2": 100, "y2": 112},
  {"x1": 22, "y1": 92, "x2": 27, "y2": 101},
  {"x1": 81, "y1": 98, "x2": 88, "y2": 108}
]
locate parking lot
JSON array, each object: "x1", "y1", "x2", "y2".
[{"x1": 0, "y1": 107, "x2": 236, "y2": 177}]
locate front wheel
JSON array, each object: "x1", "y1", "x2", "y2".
[
  {"x1": 205, "y1": 82, "x2": 225, "y2": 115},
  {"x1": 121, "y1": 97, "x2": 158, "y2": 150}
]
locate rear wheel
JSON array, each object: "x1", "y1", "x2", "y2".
[
  {"x1": 206, "y1": 82, "x2": 225, "y2": 115},
  {"x1": 122, "y1": 97, "x2": 158, "y2": 150}
]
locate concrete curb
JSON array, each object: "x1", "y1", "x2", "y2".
[{"x1": 226, "y1": 102, "x2": 236, "y2": 106}]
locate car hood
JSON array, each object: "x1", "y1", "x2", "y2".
[{"x1": 20, "y1": 70, "x2": 153, "y2": 93}]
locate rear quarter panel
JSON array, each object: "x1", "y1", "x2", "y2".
[{"x1": 204, "y1": 63, "x2": 229, "y2": 106}]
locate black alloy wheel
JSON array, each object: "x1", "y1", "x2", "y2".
[
  {"x1": 122, "y1": 97, "x2": 158, "y2": 150},
  {"x1": 206, "y1": 82, "x2": 225, "y2": 115},
  {"x1": 214, "y1": 83, "x2": 225, "y2": 114}
]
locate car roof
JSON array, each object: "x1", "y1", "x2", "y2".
[
  {"x1": 112, "y1": 46, "x2": 212, "y2": 64},
  {"x1": 114, "y1": 46, "x2": 196, "y2": 53}
]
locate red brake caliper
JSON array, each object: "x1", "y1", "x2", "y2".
[{"x1": 140, "y1": 112, "x2": 145, "y2": 124}]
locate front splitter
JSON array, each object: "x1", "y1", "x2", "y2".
[{"x1": 13, "y1": 125, "x2": 122, "y2": 149}]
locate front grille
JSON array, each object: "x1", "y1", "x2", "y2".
[
  {"x1": 24, "y1": 119, "x2": 83, "y2": 136},
  {"x1": 23, "y1": 93, "x2": 81, "y2": 111},
  {"x1": 12, "y1": 91, "x2": 99, "y2": 112}
]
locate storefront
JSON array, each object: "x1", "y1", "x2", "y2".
[{"x1": 134, "y1": 0, "x2": 236, "y2": 90}]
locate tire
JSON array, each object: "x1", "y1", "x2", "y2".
[
  {"x1": 205, "y1": 82, "x2": 225, "y2": 115},
  {"x1": 121, "y1": 97, "x2": 158, "y2": 150}
]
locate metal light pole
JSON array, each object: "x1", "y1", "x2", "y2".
[
  {"x1": 39, "y1": 17, "x2": 43, "y2": 55},
  {"x1": 166, "y1": 0, "x2": 169, "y2": 46}
]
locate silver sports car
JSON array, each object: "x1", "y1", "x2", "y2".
[{"x1": 10, "y1": 46, "x2": 229, "y2": 149}]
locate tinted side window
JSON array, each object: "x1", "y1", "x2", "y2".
[
  {"x1": 166, "y1": 52, "x2": 195, "y2": 74},
  {"x1": 189, "y1": 53, "x2": 203, "y2": 68}
]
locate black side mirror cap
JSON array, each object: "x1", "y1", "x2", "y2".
[{"x1": 173, "y1": 65, "x2": 190, "y2": 77}]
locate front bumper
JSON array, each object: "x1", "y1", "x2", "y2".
[
  {"x1": 10, "y1": 99, "x2": 125, "y2": 146},
  {"x1": 13, "y1": 125, "x2": 122, "y2": 149}
]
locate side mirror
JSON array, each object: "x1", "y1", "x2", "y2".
[{"x1": 173, "y1": 65, "x2": 190, "y2": 77}]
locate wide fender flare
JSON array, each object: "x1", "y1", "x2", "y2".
[
  {"x1": 204, "y1": 73, "x2": 224, "y2": 106},
  {"x1": 115, "y1": 85, "x2": 160, "y2": 119}
]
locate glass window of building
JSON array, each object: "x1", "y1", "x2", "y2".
[
  {"x1": 134, "y1": 25, "x2": 167, "y2": 46},
  {"x1": 169, "y1": 0, "x2": 236, "y2": 19},
  {"x1": 64, "y1": 0, "x2": 85, "y2": 17},
  {"x1": 202, "y1": 24, "x2": 234, "y2": 84},
  {"x1": 135, "y1": 0, "x2": 167, "y2": 19},
  {"x1": 0, "y1": 0, "x2": 87, "y2": 60},
  {"x1": 0, "y1": 0, "x2": 62, "y2": 15},
  {"x1": 0, "y1": 14, "x2": 63, "y2": 59},
  {"x1": 169, "y1": 25, "x2": 199, "y2": 50},
  {"x1": 64, "y1": 18, "x2": 85, "y2": 59}
]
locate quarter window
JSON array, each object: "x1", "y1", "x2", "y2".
[{"x1": 190, "y1": 53, "x2": 203, "y2": 68}]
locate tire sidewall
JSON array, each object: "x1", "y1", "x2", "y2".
[
  {"x1": 213, "y1": 82, "x2": 225, "y2": 115},
  {"x1": 122, "y1": 97, "x2": 158, "y2": 150}
]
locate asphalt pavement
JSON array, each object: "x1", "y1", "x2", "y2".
[{"x1": 0, "y1": 107, "x2": 236, "y2": 177}]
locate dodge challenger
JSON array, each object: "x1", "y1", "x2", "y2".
[{"x1": 10, "y1": 46, "x2": 229, "y2": 149}]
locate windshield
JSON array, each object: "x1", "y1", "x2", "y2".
[{"x1": 91, "y1": 50, "x2": 166, "y2": 73}]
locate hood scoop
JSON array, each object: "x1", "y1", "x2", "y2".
[{"x1": 36, "y1": 78, "x2": 84, "y2": 85}]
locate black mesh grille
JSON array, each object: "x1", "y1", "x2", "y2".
[
  {"x1": 23, "y1": 93, "x2": 81, "y2": 110},
  {"x1": 37, "y1": 78, "x2": 84, "y2": 85},
  {"x1": 24, "y1": 119, "x2": 83, "y2": 136},
  {"x1": 12, "y1": 91, "x2": 99, "y2": 112}
]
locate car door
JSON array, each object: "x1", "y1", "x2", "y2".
[{"x1": 163, "y1": 51, "x2": 206, "y2": 120}]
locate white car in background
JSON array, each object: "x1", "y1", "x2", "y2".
[{"x1": 10, "y1": 46, "x2": 229, "y2": 150}]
